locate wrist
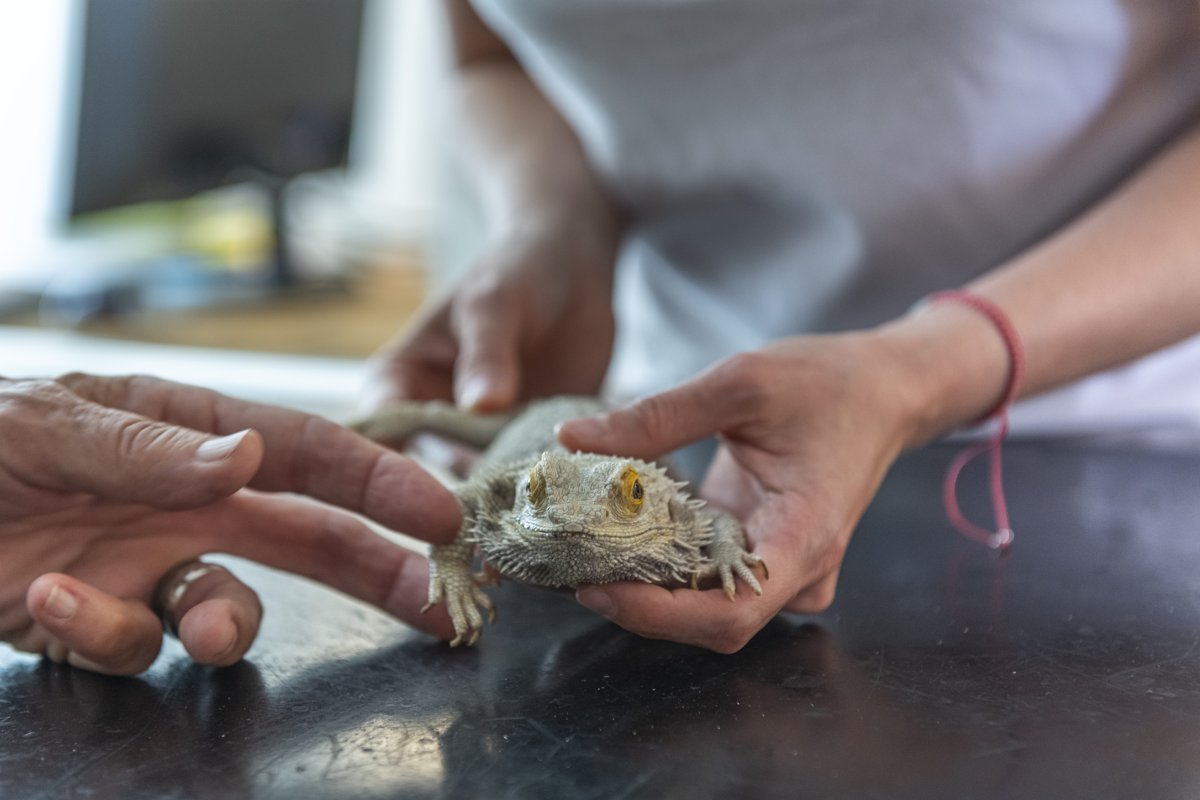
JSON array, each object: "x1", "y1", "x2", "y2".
[
  {"x1": 489, "y1": 145, "x2": 627, "y2": 260},
  {"x1": 487, "y1": 199, "x2": 624, "y2": 287},
  {"x1": 497, "y1": 192, "x2": 625, "y2": 253},
  {"x1": 870, "y1": 298, "x2": 1016, "y2": 449},
  {"x1": 456, "y1": 61, "x2": 626, "y2": 250}
]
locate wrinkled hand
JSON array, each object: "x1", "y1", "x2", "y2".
[
  {"x1": 0, "y1": 373, "x2": 461, "y2": 674},
  {"x1": 558, "y1": 332, "x2": 928, "y2": 653},
  {"x1": 365, "y1": 216, "x2": 620, "y2": 414}
]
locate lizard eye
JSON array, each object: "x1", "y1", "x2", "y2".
[
  {"x1": 618, "y1": 467, "x2": 644, "y2": 514},
  {"x1": 527, "y1": 467, "x2": 546, "y2": 506}
]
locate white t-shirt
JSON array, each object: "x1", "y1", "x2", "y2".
[{"x1": 472, "y1": 0, "x2": 1200, "y2": 436}]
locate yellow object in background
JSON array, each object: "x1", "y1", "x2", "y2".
[
  {"x1": 71, "y1": 183, "x2": 275, "y2": 276},
  {"x1": 178, "y1": 184, "x2": 274, "y2": 272}
]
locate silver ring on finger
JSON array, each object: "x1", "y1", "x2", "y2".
[{"x1": 152, "y1": 558, "x2": 228, "y2": 638}]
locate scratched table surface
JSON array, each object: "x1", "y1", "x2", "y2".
[{"x1": 2, "y1": 442, "x2": 1200, "y2": 800}]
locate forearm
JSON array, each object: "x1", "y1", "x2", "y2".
[
  {"x1": 975, "y1": 121, "x2": 1200, "y2": 394},
  {"x1": 454, "y1": 63, "x2": 621, "y2": 238},
  {"x1": 879, "y1": 119, "x2": 1200, "y2": 446},
  {"x1": 444, "y1": 3, "x2": 622, "y2": 242}
]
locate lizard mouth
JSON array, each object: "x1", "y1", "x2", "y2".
[
  {"x1": 513, "y1": 518, "x2": 665, "y2": 541},
  {"x1": 518, "y1": 521, "x2": 593, "y2": 537}
]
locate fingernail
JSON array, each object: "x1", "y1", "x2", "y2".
[
  {"x1": 43, "y1": 585, "x2": 78, "y2": 620},
  {"x1": 196, "y1": 430, "x2": 251, "y2": 461},
  {"x1": 457, "y1": 375, "x2": 492, "y2": 411},
  {"x1": 577, "y1": 587, "x2": 616, "y2": 619}
]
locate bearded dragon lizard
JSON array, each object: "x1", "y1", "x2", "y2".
[{"x1": 353, "y1": 396, "x2": 767, "y2": 645}]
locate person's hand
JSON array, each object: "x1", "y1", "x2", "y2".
[
  {"x1": 0, "y1": 372, "x2": 462, "y2": 675},
  {"x1": 557, "y1": 321, "x2": 999, "y2": 653},
  {"x1": 365, "y1": 213, "x2": 621, "y2": 413}
]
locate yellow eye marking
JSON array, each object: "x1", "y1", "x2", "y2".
[
  {"x1": 527, "y1": 467, "x2": 546, "y2": 505},
  {"x1": 619, "y1": 467, "x2": 644, "y2": 512}
]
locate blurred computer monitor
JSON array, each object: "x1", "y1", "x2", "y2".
[{"x1": 69, "y1": 0, "x2": 365, "y2": 292}]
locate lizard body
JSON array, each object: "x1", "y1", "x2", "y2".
[{"x1": 354, "y1": 397, "x2": 766, "y2": 645}]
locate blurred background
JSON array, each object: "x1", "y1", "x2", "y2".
[{"x1": 0, "y1": 0, "x2": 479, "y2": 418}]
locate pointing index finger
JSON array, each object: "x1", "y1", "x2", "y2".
[
  {"x1": 251, "y1": 414, "x2": 461, "y2": 544},
  {"x1": 61, "y1": 373, "x2": 462, "y2": 544}
]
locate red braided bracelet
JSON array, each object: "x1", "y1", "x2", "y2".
[
  {"x1": 928, "y1": 290, "x2": 1024, "y2": 551},
  {"x1": 930, "y1": 290, "x2": 1026, "y2": 421}
]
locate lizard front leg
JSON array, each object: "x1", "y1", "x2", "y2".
[
  {"x1": 700, "y1": 509, "x2": 769, "y2": 601},
  {"x1": 423, "y1": 470, "x2": 516, "y2": 646},
  {"x1": 424, "y1": 532, "x2": 496, "y2": 647}
]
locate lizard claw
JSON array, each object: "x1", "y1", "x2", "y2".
[
  {"x1": 722, "y1": 568, "x2": 737, "y2": 602},
  {"x1": 426, "y1": 567, "x2": 495, "y2": 646},
  {"x1": 708, "y1": 540, "x2": 768, "y2": 600},
  {"x1": 735, "y1": 553, "x2": 768, "y2": 594}
]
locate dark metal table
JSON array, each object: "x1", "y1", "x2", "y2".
[{"x1": 3, "y1": 443, "x2": 1200, "y2": 799}]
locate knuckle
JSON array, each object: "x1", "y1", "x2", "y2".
[
  {"x1": 102, "y1": 617, "x2": 158, "y2": 672},
  {"x1": 58, "y1": 372, "x2": 136, "y2": 407},
  {"x1": 456, "y1": 276, "x2": 511, "y2": 321},
  {"x1": 709, "y1": 626, "x2": 755, "y2": 655},
  {"x1": 818, "y1": 540, "x2": 849, "y2": 576},
  {"x1": 0, "y1": 381, "x2": 78, "y2": 465},
  {"x1": 704, "y1": 606, "x2": 764, "y2": 654},
  {"x1": 628, "y1": 395, "x2": 677, "y2": 441},
  {"x1": 452, "y1": 299, "x2": 519, "y2": 368},
  {"x1": 714, "y1": 352, "x2": 775, "y2": 412},
  {"x1": 113, "y1": 417, "x2": 184, "y2": 459},
  {"x1": 291, "y1": 414, "x2": 349, "y2": 493},
  {"x1": 791, "y1": 581, "x2": 839, "y2": 614},
  {"x1": 58, "y1": 372, "x2": 186, "y2": 424},
  {"x1": 0, "y1": 378, "x2": 68, "y2": 412},
  {"x1": 53, "y1": 371, "x2": 92, "y2": 390},
  {"x1": 789, "y1": 599, "x2": 826, "y2": 615},
  {"x1": 809, "y1": 584, "x2": 839, "y2": 612},
  {"x1": 123, "y1": 373, "x2": 176, "y2": 408}
]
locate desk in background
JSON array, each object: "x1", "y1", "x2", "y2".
[
  {"x1": 1, "y1": 257, "x2": 428, "y2": 359},
  {"x1": 0, "y1": 259, "x2": 429, "y2": 418}
]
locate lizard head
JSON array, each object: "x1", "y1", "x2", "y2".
[
  {"x1": 510, "y1": 451, "x2": 682, "y2": 540},
  {"x1": 484, "y1": 449, "x2": 713, "y2": 587}
]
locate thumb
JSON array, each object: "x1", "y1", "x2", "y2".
[
  {"x1": 48, "y1": 404, "x2": 264, "y2": 509},
  {"x1": 558, "y1": 367, "x2": 748, "y2": 459},
  {"x1": 451, "y1": 292, "x2": 522, "y2": 412}
]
